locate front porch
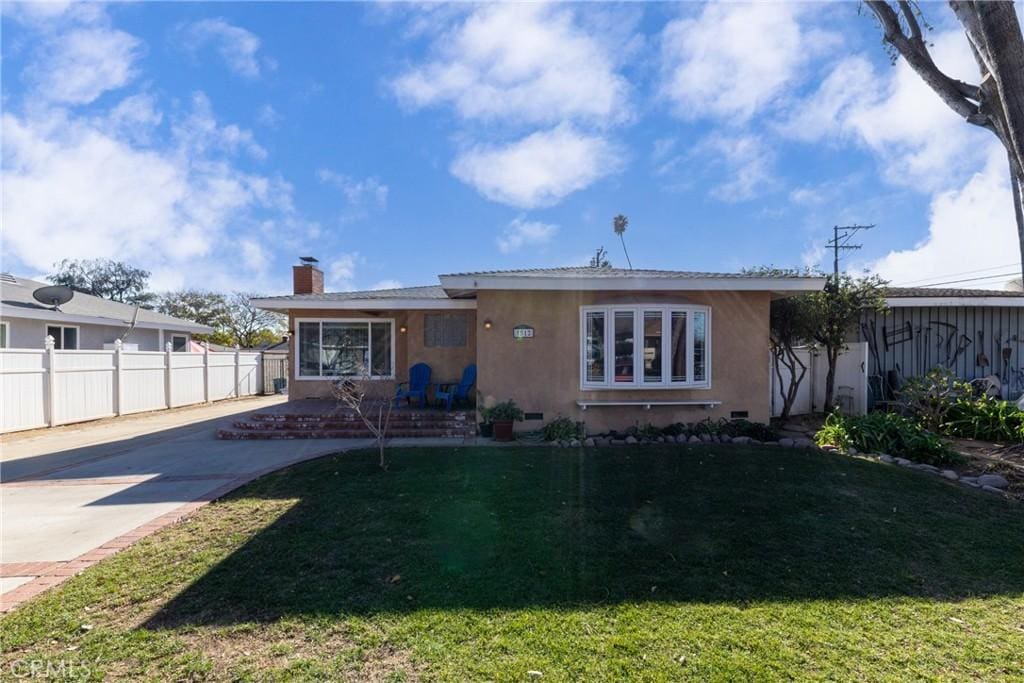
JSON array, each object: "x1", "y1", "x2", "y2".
[{"x1": 217, "y1": 399, "x2": 477, "y2": 439}]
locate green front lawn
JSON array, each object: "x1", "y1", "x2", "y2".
[{"x1": 2, "y1": 446, "x2": 1023, "y2": 681}]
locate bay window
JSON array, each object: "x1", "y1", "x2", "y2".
[
  {"x1": 580, "y1": 305, "x2": 710, "y2": 389},
  {"x1": 296, "y1": 319, "x2": 394, "y2": 379}
]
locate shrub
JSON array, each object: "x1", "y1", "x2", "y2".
[
  {"x1": 815, "y1": 411, "x2": 961, "y2": 466},
  {"x1": 488, "y1": 400, "x2": 524, "y2": 423},
  {"x1": 944, "y1": 396, "x2": 1024, "y2": 443},
  {"x1": 627, "y1": 423, "x2": 663, "y2": 440},
  {"x1": 659, "y1": 418, "x2": 777, "y2": 441},
  {"x1": 900, "y1": 367, "x2": 971, "y2": 431},
  {"x1": 543, "y1": 416, "x2": 580, "y2": 442}
]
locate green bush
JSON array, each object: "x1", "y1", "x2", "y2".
[
  {"x1": 543, "y1": 416, "x2": 580, "y2": 442},
  {"x1": 625, "y1": 423, "x2": 663, "y2": 440},
  {"x1": 815, "y1": 411, "x2": 961, "y2": 466},
  {"x1": 659, "y1": 418, "x2": 777, "y2": 442},
  {"x1": 944, "y1": 396, "x2": 1024, "y2": 443},
  {"x1": 488, "y1": 400, "x2": 524, "y2": 423},
  {"x1": 899, "y1": 367, "x2": 971, "y2": 431}
]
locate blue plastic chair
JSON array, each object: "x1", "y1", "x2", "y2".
[
  {"x1": 394, "y1": 363, "x2": 432, "y2": 407},
  {"x1": 435, "y1": 364, "x2": 476, "y2": 411}
]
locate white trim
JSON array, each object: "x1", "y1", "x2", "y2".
[
  {"x1": 0, "y1": 321, "x2": 8, "y2": 349},
  {"x1": 170, "y1": 333, "x2": 190, "y2": 352},
  {"x1": 293, "y1": 317, "x2": 396, "y2": 381},
  {"x1": 440, "y1": 274, "x2": 826, "y2": 293},
  {"x1": 886, "y1": 296, "x2": 1024, "y2": 308},
  {"x1": 45, "y1": 323, "x2": 80, "y2": 350},
  {"x1": 579, "y1": 304, "x2": 711, "y2": 391},
  {"x1": 577, "y1": 400, "x2": 722, "y2": 410},
  {"x1": 252, "y1": 298, "x2": 476, "y2": 312},
  {"x1": 0, "y1": 304, "x2": 213, "y2": 334}
]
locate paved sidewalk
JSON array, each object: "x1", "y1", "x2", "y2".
[{"x1": 1, "y1": 396, "x2": 377, "y2": 612}]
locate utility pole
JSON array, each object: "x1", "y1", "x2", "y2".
[{"x1": 826, "y1": 224, "x2": 875, "y2": 289}]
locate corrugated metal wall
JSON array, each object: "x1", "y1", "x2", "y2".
[{"x1": 857, "y1": 306, "x2": 1024, "y2": 398}]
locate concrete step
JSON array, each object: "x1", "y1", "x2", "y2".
[
  {"x1": 217, "y1": 427, "x2": 474, "y2": 440},
  {"x1": 232, "y1": 420, "x2": 473, "y2": 431}
]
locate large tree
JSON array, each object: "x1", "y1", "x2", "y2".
[
  {"x1": 221, "y1": 292, "x2": 286, "y2": 349},
  {"x1": 49, "y1": 259, "x2": 156, "y2": 306},
  {"x1": 157, "y1": 290, "x2": 231, "y2": 330},
  {"x1": 865, "y1": 1, "x2": 1024, "y2": 279},
  {"x1": 158, "y1": 290, "x2": 284, "y2": 348}
]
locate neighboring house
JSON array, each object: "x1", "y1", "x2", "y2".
[
  {"x1": 0, "y1": 273, "x2": 213, "y2": 351},
  {"x1": 252, "y1": 261, "x2": 825, "y2": 431},
  {"x1": 857, "y1": 287, "x2": 1024, "y2": 400}
]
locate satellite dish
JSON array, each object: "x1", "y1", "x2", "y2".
[{"x1": 33, "y1": 285, "x2": 74, "y2": 311}]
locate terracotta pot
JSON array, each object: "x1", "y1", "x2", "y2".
[{"x1": 492, "y1": 420, "x2": 514, "y2": 442}]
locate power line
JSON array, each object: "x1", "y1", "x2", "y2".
[
  {"x1": 892, "y1": 271, "x2": 1019, "y2": 288},
  {"x1": 894, "y1": 262, "x2": 1021, "y2": 287}
]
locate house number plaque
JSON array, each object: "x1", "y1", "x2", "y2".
[{"x1": 512, "y1": 325, "x2": 535, "y2": 340}]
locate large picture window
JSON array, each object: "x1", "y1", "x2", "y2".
[
  {"x1": 296, "y1": 319, "x2": 394, "y2": 379},
  {"x1": 580, "y1": 305, "x2": 710, "y2": 389}
]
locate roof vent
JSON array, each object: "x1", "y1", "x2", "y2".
[
  {"x1": 299, "y1": 256, "x2": 319, "y2": 265},
  {"x1": 0, "y1": 273, "x2": 16, "y2": 284}
]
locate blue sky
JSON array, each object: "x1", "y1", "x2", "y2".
[{"x1": 2, "y1": 2, "x2": 1020, "y2": 295}]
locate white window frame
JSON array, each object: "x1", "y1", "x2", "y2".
[
  {"x1": 0, "y1": 321, "x2": 8, "y2": 349},
  {"x1": 294, "y1": 318, "x2": 396, "y2": 381},
  {"x1": 170, "y1": 334, "x2": 190, "y2": 352},
  {"x1": 46, "y1": 324, "x2": 80, "y2": 350},
  {"x1": 579, "y1": 304, "x2": 711, "y2": 390}
]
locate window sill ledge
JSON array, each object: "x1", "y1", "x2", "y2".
[{"x1": 576, "y1": 400, "x2": 722, "y2": 411}]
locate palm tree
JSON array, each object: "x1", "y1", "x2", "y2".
[{"x1": 613, "y1": 214, "x2": 633, "y2": 269}]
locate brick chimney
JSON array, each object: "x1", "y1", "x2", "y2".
[{"x1": 293, "y1": 256, "x2": 324, "y2": 295}]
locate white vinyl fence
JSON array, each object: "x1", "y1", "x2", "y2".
[
  {"x1": 0, "y1": 339, "x2": 263, "y2": 434},
  {"x1": 770, "y1": 342, "x2": 868, "y2": 418}
]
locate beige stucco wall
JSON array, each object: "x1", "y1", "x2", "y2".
[
  {"x1": 475, "y1": 289, "x2": 771, "y2": 433},
  {"x1": 287, "y1": 308, "x2": 476, "y2": 400}
]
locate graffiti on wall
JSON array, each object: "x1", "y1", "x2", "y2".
[{"x1": 859, "y1": 307, "x2": 1024, "y2": 398}]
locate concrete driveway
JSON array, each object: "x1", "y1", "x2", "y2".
[{"x1": 1, "y1": 396, "x2": 370, "y2": 611}]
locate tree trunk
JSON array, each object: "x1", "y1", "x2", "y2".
[
  {"x1": 1011, "y1": 152, "x2": 1024, "y2": 274},
  {"x1": 823, "y1": 347, "x2": 839, "y2": 413}
]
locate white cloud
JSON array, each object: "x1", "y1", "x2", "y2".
[
  {"x1": 370, "y1": 279, "x2": 403, "y2": 291},
  {"x1": 783, "y1": 32, "x2": 989, "y2": 191},
  {"x1": 327, "y1": 253, "x2": 359, "y2": 291},
  {"x1": 317, "y1": 169, "x2": 388, "y2": 223},
  {"x1": 660, "y1": 3, "x2": 838, "y2": 122},
  {"x1": 256, "y1": 104, "x2": 280, "y2": 127},
  {"x1": 496, "y1": 216, "x2": 558, "y2": 254},
  {"x1": 451, "y1": 123, "x2": 622, "y2": 209},
  {"x1": 26, "y1": 26, "x2": 141, "y2": 104},
  {"x1": 695, "y1": 134, "x2": 777, "y2": 202},
  {"x1": 870, "y1": 145, "x2": 1020, "y2": 287},
  {"x1": 238, "y1": 238, "x2": 269, "y2": 273},
  {"x1": 172, "y1": 92, "x2": 267, "y2": 161},
  {"x1": 177, "y1": 18, "x2": 267, "y2": 79},
  {"x1": 391, "y1": 3, "x2": 631, "y2": 126}
]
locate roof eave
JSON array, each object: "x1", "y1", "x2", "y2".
[
  {"x1": 250, "y1": 297, "x2": 477, "y2": 312},
  {"x1": 0, "y1": 304, "x2": 214, "y2": 334},
  {"x1": 438, "y1": 274, "x2": 827, "y2": 293},
  {"x1": 886, "y1": 296, "x2": 1024, "y2": 308}
]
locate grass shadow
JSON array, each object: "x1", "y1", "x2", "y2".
[{"x1": 144, "y1": 446, "x2": 1024, "y2": 628}]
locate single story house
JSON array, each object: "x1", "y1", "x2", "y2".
[
  {"x1": 252, "y1": 261, "x2": 825, "y2": 431},
  {"x1": 858, "y1": 286, "x2": 1024, "y2": 400},
  {"x1": 0, "y1": 273, "x2": 213, "y2": 351}
]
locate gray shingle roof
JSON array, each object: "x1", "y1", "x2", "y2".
[
  {"x1": 440, "y1": 266, "x2": 816, "y2": 279},
  {"x1": 254, "y1": 284, "x2": 449, "y2": 302},
  {"x1": 0, "y1": 274, "x2": 213, "y2": 331},
  {"x1": 885, "y1": 287, "x2": 1024, "y2": 298}
]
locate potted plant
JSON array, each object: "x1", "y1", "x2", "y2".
[
  {"x1": 478, "y1": 404, "x2": 494, "y2": 438},
  {"x1": 488, "y1": 399, "x2": 524, "y2": 442}
]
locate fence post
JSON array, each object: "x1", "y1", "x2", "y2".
[
  {"x1": 203, "y1": 341, "x2": 211, "y2": 403},
  {"x1": 45, "y1": 335, "x2": 57, "y2": 427},
  {"x1": 165, "y1": 341, "x2": 173, "y2": 409},
  {"x1": 234, "y1": 344, "x2": 241, "y2": 398},
  {"x1": 113, "y1": 339, "x2": 123, "y2": 416}
]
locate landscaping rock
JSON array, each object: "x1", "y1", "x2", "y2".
[
  {"x1": 982, "y1": 485, "x2": 1006, "y2": 495},
  {"x1": 569, "y1": 439, "x2": 581, "y2": 447},
  {"x1": 977, "y1": 474, "x2": 1009, "y2": 489},
  {"x1": 675, "y1": 434, "x2": 687, "y2": 444},
  {"x1": 584, "y1": 438, "x2": 596, "y2": 447},
  {"x1": 732, "y1": 436, "x2": 751, "y2": 445},
  {"x1": 793, "y1": 438, "x2": 814, "y2": 449},
  {"x1": 655, "y1": 436, "x2": 665, "y2": 443},
  {"x1": 625, "y1": 435, "x2": 638, "y2": 445},
  {"x1": 749, "y1": 439, "x2": 763, "y2": 446},
  {"x1": 688, "y1": 435, "x2": 701, "y2": 444},
  {"x1": 778, "y1": 437, "x2": 795, "y2": 447},
  {"x1": 719, "y1": 435, "x2": 732, "y2": 443},
  {"x1": 915, "y1": 463, "x2": 940, "y2": 473},
  {"x1": 763, "y1": 441, "x2": 780, "y2": 447},
  {"x1": 847, "y1": 447, "x2": 858, "y2": 456},
  {"x1": 894, "y1": 457, "x2": 913, "y2": 467},
  {"x1": 699, "y1": 433, "x2": 712, "y2": 443},
  {"x1": 960, "y1": 476, "x2": 980, "y2": 487},
  {"x1": 879, "y1": 454, "x2": 894, "y2": 463},
  {"x1": 940, "y1": 470, "x2": 958, "y2": 480}
]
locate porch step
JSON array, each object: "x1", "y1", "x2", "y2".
[
  {"x1": 217, "y1": 427, "x2": 473, "y2": 440},
  {"x1": 217, "y1": 406, "x2": 476, "y2": 440}
]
